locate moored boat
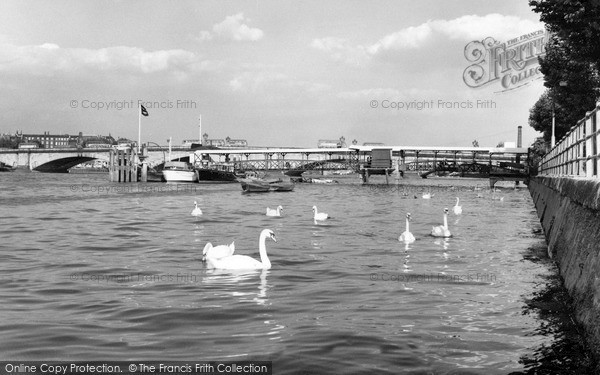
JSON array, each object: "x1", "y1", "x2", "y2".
[
  {"x1": 239, "y1": 172, "x2": 295, "y2": 192},
  {"x1": 0, "y1": 162, "x2": 16, "y2": 172},
  {"x1": 162, "y1": 161, "x2": 198, "y2": 182},
  {"x1": 195, "y1": 162, "x2": 238, "y2": 183}
]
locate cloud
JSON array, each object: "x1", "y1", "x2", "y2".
[
  {"x1": 367, "y1": 23, "x2": 433, "y2": 55},
  {"x1": 310, "y1": 37, "x2": 369, "y2": 65},
  {"x1": 313, "y1": 14, "x2": 544, "y2": 62},
  {"x1": 430, "y1": 14, "x2": 543, "y2": 42},
  {"x1": 0, "y1": 42, "x2": 205, "y2": 75},
  {"x1": 337, "y1": 87, "x2": 440, "y2": 100},
  {"x1": 200, "y1": 13, "x2": 264, "y2": 42},
  {"x1": 229, "y1": 71, "x2": 329, "y2": 96}
]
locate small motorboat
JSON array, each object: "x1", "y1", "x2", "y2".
[
  {"x1": 239, "y1": 172, "x2": 294, "y2": 193},
  {"x1": 0, "y1": 162, "x2": 16, "y2": 172},
  {"x1": 162, "y1": 161, "x2": 198, "y2": 182}
]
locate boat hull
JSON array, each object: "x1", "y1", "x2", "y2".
[
  {"x1": 162, "y1": 170, "x2": 198, "y2": 182},
  {"x1": 239, "y1": 178, "x2": 295, "y2": 192},
  {"x1": 196, "y1": 168, "x2": 238, "y2": 183}
]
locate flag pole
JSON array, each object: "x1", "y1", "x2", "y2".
[{"x1": 138, "y1": 103, "x2": 141, "y2": 153}]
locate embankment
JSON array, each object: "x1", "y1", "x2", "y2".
[{"x1": 529, "y1": 176, "x2": 600, "y2": 362}]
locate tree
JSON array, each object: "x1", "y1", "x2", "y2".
[
  {"x1": 528, "y1": 90, "x2": 554, "y2": 142},
  {"x1": 530, "y1": 0, "x2": 600, "y2": 68},
  {"x1": 527, "y1": 2, "x2": 600, "y2": 147},
  {"x1": 528, "y1": 136, "x2": 549, "y2": 175}
]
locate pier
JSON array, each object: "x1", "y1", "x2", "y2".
[
  {"x1": 190, "y1": 145, "x2": 529, "y2": 185},
  {"x1": 528, "y1": 100, "x2": 600, "y2": 366}
]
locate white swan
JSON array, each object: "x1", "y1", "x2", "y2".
[
  {"x1": 202, "y1": 241, "x2": 235, "y2": 262},
  {"x1": 398, "y1": 213, "x2": 416, "y2": 243},
  {"x1": 206, "y1": 229, "x2": 276, "y2": 270},
  {"x1": 453, "y1": 197, "x2": 462, "y2": 215},
  {"x1": 491, "y1": 192, "x2": 504, "y2": 201},
  {"x1": 312, "y1": 206, "x2": 329, "y2": 224},
  {"x1": 422, "y1": 192, "x2": 434, "y2": 199},
  {"x1": 431, "y1": 208, "x2": 452, "y2": 237},
  {"x1": 266, "y1": 205, "x2": 283, "y2": 217},
  {"x1": 191, "y1": 201, "x2": 203, "y2": 216}
]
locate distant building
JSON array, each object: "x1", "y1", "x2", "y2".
[
  {"x1": 224, "y1": 136, "x2": 247, "y2": 148},
  {"x1": 318, "y1": 136, "x2": 347, "y2": 148},
  {"x1": 363, "y1": 142, "x2": 385, "y2": 147},
  {"x1": 12, "y1": 131, "x2": 117, "y2": 149},
  {"x1": 185, "y1": 133, "x2": 247, "y2": 148},
  {"x1": 17, "y1": 131, "x2": 72, "y2": 148}
]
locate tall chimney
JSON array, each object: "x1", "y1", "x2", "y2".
[{"x1": 517, "y1": 126, "x2": 522, "y2": 148}]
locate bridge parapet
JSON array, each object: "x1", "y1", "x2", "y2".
[{"x1": 539, "y1": 101, "x2": 600, "y2": 178}]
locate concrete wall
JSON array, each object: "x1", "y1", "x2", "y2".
[{"x1": 529, "y1": 176, "x2": 600, "y2": 361}]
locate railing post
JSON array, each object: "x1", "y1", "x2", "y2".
[{"x1": 586, "y1": 112, "x2": 593, "y2": 178}]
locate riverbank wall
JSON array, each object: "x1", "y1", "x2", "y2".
[{"x1": 529, "y1": 176, "x2": 600, "y2": 362}]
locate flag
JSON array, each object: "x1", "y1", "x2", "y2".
[{"x1": 140, "y1": 104, "x2": 149, "y2": 117}]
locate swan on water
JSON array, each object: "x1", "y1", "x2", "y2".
[
  {"x1": 191, "y1": 201, "x2": 203, "y2": 216},
  {"x1": 422, "y1": 192, "x2": 434, "y2": 199},
  {"x1": 206, "y1": 229, "x2": 276, "y2": 270},
  {"x1": 266, "y1": 205, "x2": 283, "y2": 217},
  {"x1": 453, "y1": 197, "x2": 462, "y2": 215},
  {"x1": 312, "y1": 206, "x2": 329, "y2": 224},
  {"x1": 431, "y1": 208, "x2": 452, "y2": 238},
  {"x1": 398, "y1": 213, "x2": 416, "y2": 243},
  {"x1": 202, "y1": 242, "x2": 235, "y2": 262},
  {"x1": 491, "y1": 193, "x2": 504, "y2": 201}
]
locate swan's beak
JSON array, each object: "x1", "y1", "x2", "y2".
[
  {"x1": 271, "y1": 234, "x2": 277, "y2": 242},
  {"x1": 201, "y1": 256, "x2": 206, "y2": 262}
]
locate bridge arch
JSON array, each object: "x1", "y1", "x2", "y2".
[{"x1": 34, "y1": 156, "x2": 106, "y2": 173}]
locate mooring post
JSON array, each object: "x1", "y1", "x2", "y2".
[
  {"x1": 109, "y1": 149, "x2": 115, "y2": 182},
  {"x1": 119, "y1": 149, "x2": 125, "y2": 182},
  {"x1": 140, "y1": 144, "x2": 148, "y2": 183}
]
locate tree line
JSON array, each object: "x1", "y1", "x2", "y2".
[{"x1": 528, "y1": 0, "x2": 600, "y2": 157}]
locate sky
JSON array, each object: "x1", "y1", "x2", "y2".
[{"x1": 0, "y1": 0, "x2": 547, "y2": 148}]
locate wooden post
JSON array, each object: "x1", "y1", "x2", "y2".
[
  {"x1": 119, "y1": 148, "x2": 125, "y2": 182},
  {"x1": 109, "y1": 149, "x2": 115, "y2": 182},
  {"x1": 140, "y1": 144, "x2": 148, "y2": 183}
]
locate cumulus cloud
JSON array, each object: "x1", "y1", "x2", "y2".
[
  {"x1": 0, "y1": 42, "x2": 204, "y2": 75},
  {"x1": 200, "y1": 13, "x2": 264, "y2": 42},
  {"x1": 312, "y1": 14, "x2": 544, "y2": 62}
]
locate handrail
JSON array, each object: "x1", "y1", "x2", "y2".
[{"x1": 539, "y1": 101, "x2": 600, "y2": 178}]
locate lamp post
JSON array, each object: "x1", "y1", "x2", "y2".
[{"x1": 551, "y1": 81, "x2": 568, "y2": 148}]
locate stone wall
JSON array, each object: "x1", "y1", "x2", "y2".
[{"x1": 529, "y1": 176, "x2": 600, "y2": 361}]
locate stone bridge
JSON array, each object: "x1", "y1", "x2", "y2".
[{"x1": 0, "y1": 147, "x2": 191, "y2": 172}]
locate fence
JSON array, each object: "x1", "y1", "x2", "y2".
[{"x1": 539, "y1": 101, "x2": 600, "y2": 177}]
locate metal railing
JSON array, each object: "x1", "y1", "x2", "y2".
[{"x1": 539, "y1": 101, "x2": 600, "y2": 178}]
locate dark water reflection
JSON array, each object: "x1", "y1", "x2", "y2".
[{"x1": 510, "y1": 241, "x2": 597, "y2": 374}]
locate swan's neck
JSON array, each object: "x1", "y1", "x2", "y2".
[
  {"x1": 455, "y1": 197, "x2": 459, "y2": 205},
  {"x1": 259, "y1": 232, "x2": 271, "y2": 268},
  {"x1": 443, "y1": 213, "x2": 448, "y2": 229},
  {"x1": 405, "y1": 217, "x2": 410, "y2": 232}
]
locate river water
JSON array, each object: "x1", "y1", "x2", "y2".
[{"x1": 0, "y1": 172, "x2": 593, "y2": 374}]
